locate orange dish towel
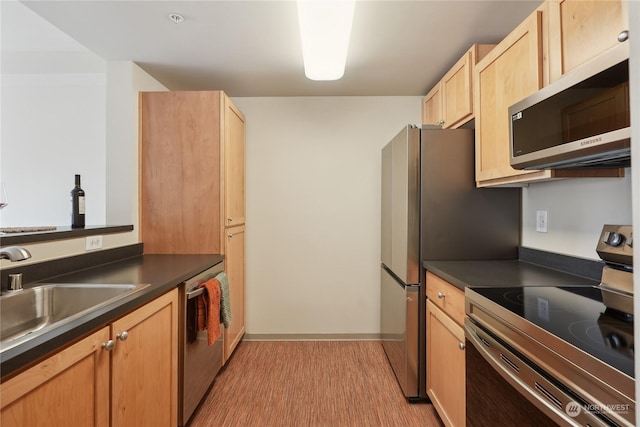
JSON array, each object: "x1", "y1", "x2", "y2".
[{"x1": 195, "y1": 278, "x2": 222, "y2": 345}]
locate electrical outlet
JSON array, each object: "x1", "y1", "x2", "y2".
[
  {"x1": 536, "y1": 210, "x2": 548, "y2": 233},
  {"x1": 86, "y1": 235, "x2": 103, "y2": 251}
]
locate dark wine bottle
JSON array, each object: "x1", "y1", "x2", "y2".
[{"x1": 71, "y1": 174, "x2": 85, "y2": 228}]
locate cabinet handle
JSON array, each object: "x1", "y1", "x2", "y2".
[
  {"x1": 459, "y1": 342, "x2": 465, "y2": 350},
  {"x1": 437, "y1": 292, "x2": 445, "y2": 299},
  {"x1": 618, "y1": 30, "x2": 629, "y2": 42},
  {"x1": 227, "y1": 217, "x2": 233, "y2": 222},
  {"x1": 228, "y1": 233, "x2": 234, "y2": 238},
  {"x1": 102, "y1": 340, "x2": 115, "y2": 351},
  {"x1": 116, "y1": 331, "x2": 129, "y2": 341}
]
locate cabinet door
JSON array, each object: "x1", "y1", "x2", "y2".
[
  {"x1": 426, "y1": 300, "x2": 465, "y2": 427},
  {"x1": 422, "y1": 83, "x2": 443, "y2": 126},
  {"x1": 548, "y1": 0, "x2": 628, "y2": 81},
  {"x1": 223, "y1": 95, "x2": 246, "y2": 228},
  {"x1": 474, "y1": 10, "x2": 551, "y2": 187},
  {"x1": 1, "y1": 327, "x2": 110, "y2": 427},
  {"x1": 140, "y1": 91, "x2": 222, "y2": 254},
  {"x1": 224, "y1": 225, "x2": 246, "y2": 362},
  {"x1": 111, "y1": 289, "x2": 178, "y2": 427},
  {"x1": 442, "y1": 51, "x2": 472, "y2": 129}
]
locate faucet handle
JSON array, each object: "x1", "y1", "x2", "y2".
[{"x1": 8, "y1": 273, "x2": 23, "y2": 291}]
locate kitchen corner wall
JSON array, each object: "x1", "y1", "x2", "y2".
[
  {"x1": 232, "y1": 97, "x2": 421, "y2": 337},
  {"x1": 105, "y1": 61, "x2": 168, "y2": 235}
]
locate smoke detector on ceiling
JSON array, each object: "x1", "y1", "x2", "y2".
[{"x1": 168, "y1": 13, "x2": 184, "y2": 24}]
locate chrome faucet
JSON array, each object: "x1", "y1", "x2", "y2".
[
  {"x1": 1, "y1": 246, "x2": 31, "y2": 292},
  {"x1": 0, "y1": 246, "x2": 32, "y2": 262}
]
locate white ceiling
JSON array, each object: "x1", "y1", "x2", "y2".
[{"x1": 8, "y1": 0, "x2": 542, "y2": 97}]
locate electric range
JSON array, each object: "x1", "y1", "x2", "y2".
[{"x1": 465, "y1": 225, "x2": 634, "y2": 427}]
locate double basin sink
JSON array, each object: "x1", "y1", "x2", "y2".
[{"x1": 0, "y1": 282, "x2": 150, "y2": 353}]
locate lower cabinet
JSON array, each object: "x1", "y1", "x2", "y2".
[
  {"x1": 224, "y1": 225, "x2": 246, "y2": 362},
  {"x1": 0, "y1": 288, "x2": 178, "y2": 427},
  {"x1": 1, "y1": 327, "x2": 110, "y2": 427},
  {"x1": 426, "y1": 273, "x2": 465, "y2": 427},
  {"x1": 111, "y1": 289, "x2": 178, "y2": 426}
]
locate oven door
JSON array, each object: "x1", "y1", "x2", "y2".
[{"x1": 465, "y1": 319, "x2": 609, "y2": 427}]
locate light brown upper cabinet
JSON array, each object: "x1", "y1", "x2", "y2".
[
  {"x1": 547, "y1": 0, "x2": 629, "y2": 82},
  {"x1": 422, "y1": 44, "x2": 495, "y2": 129},
  {"x1": 224, "y1": 97, "x2": 246, "y2": 228},
  {"x1": 140, "y1": 90, "x2": 246, "y2": 254},
  {"x1": 474, "y1": 9, "x2": 549, "y2": 187},
  {"x1": 422, "y1": 83, "x2": 443, "y2": 126},
  {"x1": 473, "y1": 4, "x2": 624, "y2": 187}
]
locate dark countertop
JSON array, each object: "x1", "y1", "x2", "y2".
[
  {"x1": 423, "y1": 259, "x2": 601, "y2": 291},
  {"x1": 0, "y1": 253, "x2": 223, "y2": 379},
  {"x1": 0, "y1": 224, "x2": 133, "y2": 246}
]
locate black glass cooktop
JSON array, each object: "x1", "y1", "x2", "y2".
[{"x1": 471, "y1": 286, "x2": 634, "y2": 378}]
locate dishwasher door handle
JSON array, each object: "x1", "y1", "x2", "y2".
[{"x1": 186, "y1": 286, "x2": 205, "y2": 300}]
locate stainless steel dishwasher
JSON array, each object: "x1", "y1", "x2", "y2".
[{"x1": 179, "y1": 260, "x2": 225, "y2": 426}]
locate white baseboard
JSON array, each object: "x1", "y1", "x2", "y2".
[{"x1": 242, "y1": 333, "x2": 380, "y2": 342}]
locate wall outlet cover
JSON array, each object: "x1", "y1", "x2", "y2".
[
  {"x1": 86, "y1": 235, "x2": 103, "y2": 251},
  {"x1": 536, "y1": 210, "x2": 548, "y2": 233}
]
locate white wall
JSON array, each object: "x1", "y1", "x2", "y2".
[
  {"x1": 232, "y1": 97, "x2": 420, "y2": 337},
  {"x1": 1, "y1": 0, "x2": 108, "y2": 228},
  {"x1": 106, "y1": 61, "x2": 168, "y2": 236},
  {"x1": 0, "y1": 2, "x2": 166, "y2": 267},
  {"x1": 521, "y1": 173, "x2": 632, "y2": 260}
]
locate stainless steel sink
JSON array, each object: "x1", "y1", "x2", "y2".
[{"x1": 0, "y1": 283, "x2": 150, "y2": 353}]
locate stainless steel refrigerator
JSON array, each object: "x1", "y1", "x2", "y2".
[{"x1": 380, "y1": 125, "x2": 520, "y2": 401}]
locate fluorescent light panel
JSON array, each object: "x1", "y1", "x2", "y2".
[{"x1": 297, "y1": 0, "x2": 356, "y2": 81}]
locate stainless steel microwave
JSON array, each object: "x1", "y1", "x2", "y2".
[{"x1": 509, "y1": 43, "x2": 630, "y2": 170}]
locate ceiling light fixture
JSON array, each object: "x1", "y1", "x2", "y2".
[{"x1": 297, "y1": 0, "x2": 356, "y2": 81}]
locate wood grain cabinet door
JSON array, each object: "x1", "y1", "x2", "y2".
[
  {"x1": 422, "y1": 83, "x2": 443, "y2": 126},
  {"x1": 441, "y1": 44, "x2": 495, "y2": 129},
  {"x1": 111, "y1": 289, "x2": 178, "y2": 427},
  {"x1": 1, "y1": 327, "x2": 110, "y2": 427},
  {"x1": 442, "y1": 51, "x2": 473, "y2": 129},
  {"x1": 474, "y1": 9, "x2": 549, "y2": 187},
  {"x1": 140, "y1": 91, "x2": 222, "y2": 254},
  {"x1": 548, "y1": 0, "x2": 628, "y2": 82},
  {"x1": 426, "y1": 300, "x2": 465, "y2": 427},
  {"x1": 223, "y1": 96, "x2": 246, "y2": 228},
  {"x1": 224, "y1": 225, "x2": 246, "y2": 362}
]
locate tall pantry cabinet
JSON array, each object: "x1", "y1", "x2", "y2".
[{"x1": 140, "y1": 91, "x2": 246, "y2": 362}]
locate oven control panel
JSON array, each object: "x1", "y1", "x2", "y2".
[{"x1": 596, "y1": 224, "x2": 632, "y2": 267}]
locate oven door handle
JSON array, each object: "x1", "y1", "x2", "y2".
[{"x1": 464, "y1": 320, "x2": 607, "y2": 427}]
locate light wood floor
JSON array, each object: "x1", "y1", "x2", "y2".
[{"x1": 188, "y1": 341, "x2": 443, "y2": 427}]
